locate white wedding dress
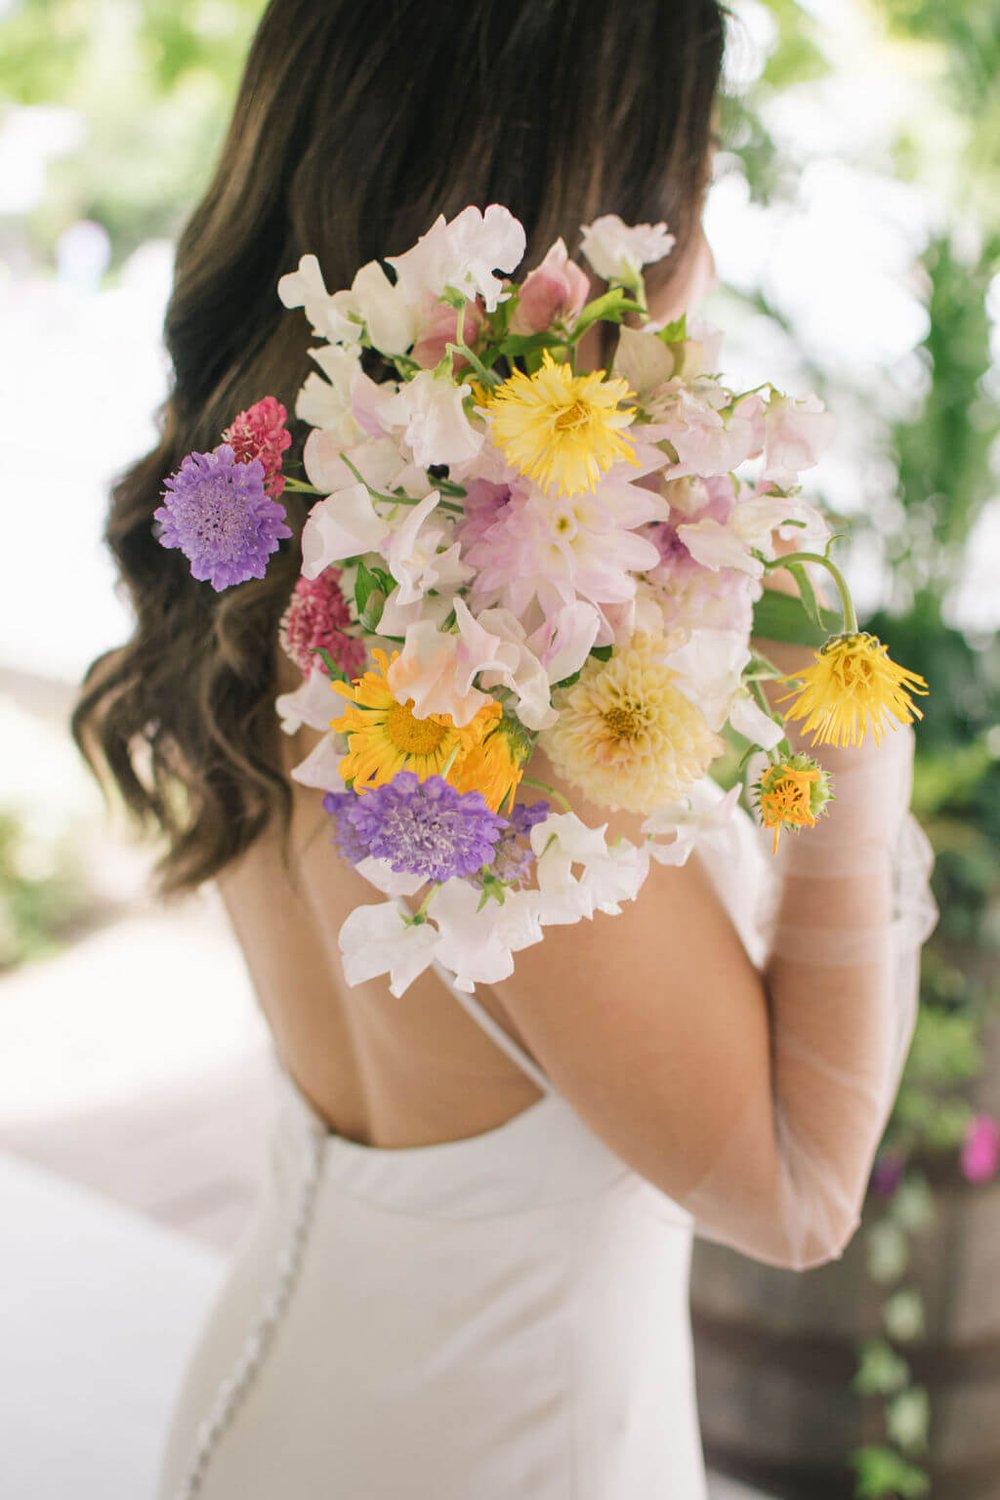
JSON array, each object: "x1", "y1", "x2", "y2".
[{"x1": 156, "y1": 734, "x2": 936, "y2": 1500}]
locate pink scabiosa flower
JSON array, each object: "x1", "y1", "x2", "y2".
[
  {"x1": 154, "y1": 444, "x2": 291, "y2": 591},
  {"x1": 222, "y1": 396, "x2": 292, "y2": 498},
  {"x1": 279, "y1": 568, "x2": 367, "y2": 680},
  {"x1": 961, "y1": 1114, "x2": 1000, "y2": 1184}
]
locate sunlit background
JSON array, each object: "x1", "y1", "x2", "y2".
[{"x1": 1, "y1": 3, "x2": 997, "y2": 1498}]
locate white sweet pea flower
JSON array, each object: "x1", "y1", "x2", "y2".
[
  {"x1": 386, "y1": 204, "x2": 526, "y2": 312},
  {"x1": 665, "y1": 627, "x2": 749, "y2": 730},
  {"x1": 385, "y1": 620, "x2": 494, "y2": 727},
  {"x1": 289, "y1": 732, "x2": 348, "y2": 792},
  {"x1": 659, "y1": 387, "x2": 765, "y2": 478},
  {"x1": 382, "y1": 370, "x2": 483, "y2": 469},
  {"x1": 351, "y1": 259, "x2": 419, "y2": 355},
  {"x1": 728, "y1": 691, "x2": 785, "y2": 751},
  {"x1": 276, "y1": 666, "x2": 340, "y2": 733},
  {"x1": 530, "y1": 812, "x2": 650, "y2": 925},
  {"x1": 277, "y1": 254, "x2": 361, "y2": 344},
  {"x1": 579, "y1": 214, "x2": 676, "y2": 283},
  {"x1": 763, "y1": 393, "x2": 835, "y2": 485},
  {"x1": 382, "y1": 491, "x2": 473, "y2": 607},
  {"x1": 296, "y1": 344, "x2": 364, "y2": 444},
  {"x1": 429, "y1": 880, "x2": 544, "y2": 992},
  {"x1": 375, "y1": 586, "x2": 454, "y2": 639},
  {"x1": 300, "y1": 483, "x2": 388, "y2": 579},
  {"x1": 355, "y1": 863, "x2": 426, "y2": 899},
  {"x1": 460, "y1": 599, "x2": 600, "y2": 731},
  {"x1": 677, "y1": 493, "x2": 829, "y2": 578},
  {"x1": 641, "y1": 780, "x2": 742, "y2": 867},
  {"x1": 338, "y1": 901, "x2": 439, "y2": 998}
]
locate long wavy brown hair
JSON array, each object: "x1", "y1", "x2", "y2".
[{"x1": 72, "y1": 0, "x2": 726, "y2": 894}]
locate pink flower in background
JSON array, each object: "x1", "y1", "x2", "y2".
[
  {"x1": 762, "y1": 392, "x2": 835, "y2": 486},
  {"x1": 961, "y1": 1114, "x2": 1000, "y2": 1184},
  {"x1": 871, "y1": 1152, "x2": 906, "y2": 1198},
  {"x1": 223, "y1": 396, "x2": 292, "y2": 498},
  {"x1": 510, "y1": 239, "x2": 590, "y2": 335},
  {"x1": 279, "y1": 568, "x2": 366, "y2": 680}
]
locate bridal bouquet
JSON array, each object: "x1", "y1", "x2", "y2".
[{"x1": 154, "y1": 204, "x2": 928, "y2": 994}]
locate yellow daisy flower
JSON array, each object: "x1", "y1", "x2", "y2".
[
  {"x1": 777, "y1": 632, "x2": 929, "y2": 749},
  {"x1": 488, "y1": 349, "x2": 637, "y2": 496},
  {"x1": 330, "y1": 648, "x2": 500, "y2": 793},
  {"x1": 449, "y1": 717, "x2": 531, "y2": 814},
  {"x1": 540, "y1": 633, "x2": 722, "y2": 814},
  {"x1": 753, "y1": 755, "x2": 833, "y2": 855}
]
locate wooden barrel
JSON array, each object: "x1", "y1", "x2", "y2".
[{"x1": 691, "y1": 1171, "x2": 1000, "y2": 1499}]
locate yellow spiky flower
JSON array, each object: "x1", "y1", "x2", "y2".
[
  {"x1": 753, "y1": 754, "x2": 834, "y2": 855},
  {"x1": 777, "y1": 632, "x2": 929, "y2": 749},
  {"x1": 449, "y1": 717, "x2": 530, "y2": 815},
  {"x1": 540, "y1": 632, "x2": 722, "y2": 813},
  {"x1": 330, "y1": 648, "x2": 501, "y2": 794},
  {"x1": 488, "y1": 349, "x2": 637, "y2": 496}
]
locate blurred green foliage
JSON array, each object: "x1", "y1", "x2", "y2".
[{"x1": 0, "y1": 0, "x2": 261, "y2": 262}]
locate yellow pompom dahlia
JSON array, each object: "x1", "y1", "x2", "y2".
[
  {"x1": 540, "y1": 633, "x2": 722, "y2": 814},
  {"x1": 777, "y1": 632, "x2": 928, "y2": 749},
  {"x1": 330, "y1": 648, "x2": 501, "y2": 795},
  {"x1": 488, "y1": 349, "x2": 637, "y2": 496}
]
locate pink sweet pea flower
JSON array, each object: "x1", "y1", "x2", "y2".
[
  {"x1": 412, "y1": 295, "x2": 485, "y2": 369},
  {"x1": 961, "y1": 1114, "x2": 1000, "y2": 1184},
  {"x1": 510, "y1": 239, "x2": 590, "y2": 335}
]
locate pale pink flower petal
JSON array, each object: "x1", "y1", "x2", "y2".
[{"x1": 510, "y1": 238, "x2": 591, "y2": 334}]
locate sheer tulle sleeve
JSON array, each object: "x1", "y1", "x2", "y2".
[{"x1": 680, "y1": 722, "x2": 938, "y2": 1270}]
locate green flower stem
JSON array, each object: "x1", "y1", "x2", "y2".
[
  {"x1": 763, "y1": 549, "x2": 858, "y2": 635},
  {"x1": 340, "y1": 455, "x2": 463, "y2": 514},
  {"x1": 281, "y1": 476, "x2": 323, "y2": 494},
  {"x1": 446, "y1": 340, "x2": 497, "y2": 388},
  {"x1": 410, "y1": 883, "x2": 441, "y2": 923},
  {"x1": 521, "y1": 775, "x2": 572, "y2": 813}
]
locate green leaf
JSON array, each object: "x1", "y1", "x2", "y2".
[
  {"x1": 853, "y1": 1338, "x2": 911, "y2": 1396},
  {"x1": 312, "y1": 647, "x2": 349, "y2": 682},
  {"x1": 752, "y1": 589, "x2": 839, "y2": 647},
  {"x1": 497, "y1": 331, "x2": 566, "y2": 360},
  {"x1": 589, "y1": 644, "x2": 614, "y2": 662},
  {"x1": 783, "y1": 561, "x2": 825, "y2": 629},
  {"x1": 883, "y1": 1290, "x2": 926, "y2": 1344},
  {"x1": 655, "y1": 313, "x2": 688, "y2": 345},
  {"x1": 354, "y1": 561, "x2": 394, "y2": 617},
  {"x1": 850, "y1": 1445, "x2": 930, "y2": 1498},
  {"x1": 570, "y1": 288, "x2": 645, "y2": 342},
  {"x1": 886, "y1": 1387, "x2": 930, "y2": 1455}
]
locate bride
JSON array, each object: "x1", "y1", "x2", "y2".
[{"x1": 73, "y1": 1, "x2": 935, "y2": 1495}]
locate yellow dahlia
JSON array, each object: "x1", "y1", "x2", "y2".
[
  {"x1": 539, "y1": 633, "x2": 722, "y2": 814},
  {"x1": 777, "y1": 632, "x2": 929, "y2": 749},
  {"x1": 753, "y1": 754, "x2": 833, "y2": 855},
  {"x1": 449, "y1": 717, "x2": 530, "y2": 814},
  {"x1": 488, "y1": 349, "x2": 637, "y2": 496},
  {"x1": 330, "y1": 648, "x2": 500, "y2": 792}
]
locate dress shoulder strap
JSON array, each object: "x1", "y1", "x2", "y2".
[{"x1": 431, "y1": 959, "x2": 554, "y2": 1095}]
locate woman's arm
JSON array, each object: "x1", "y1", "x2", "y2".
[{"x1": 487, "y1": 635, "x2": 932, "y2": 1270}]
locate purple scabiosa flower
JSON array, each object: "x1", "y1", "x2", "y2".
[
  {"x1": 346, "y1": 772, "x2": 505, "y2": 882},
  {"x1": 322, "y1": 790, "x2": 370, "y2": 866},
  {"x1": 491, "y1": 800, "x2": 550, "y2": 887},
  {"x1": 154, "y1": 443, "x2": 292, "y2": 591}
]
